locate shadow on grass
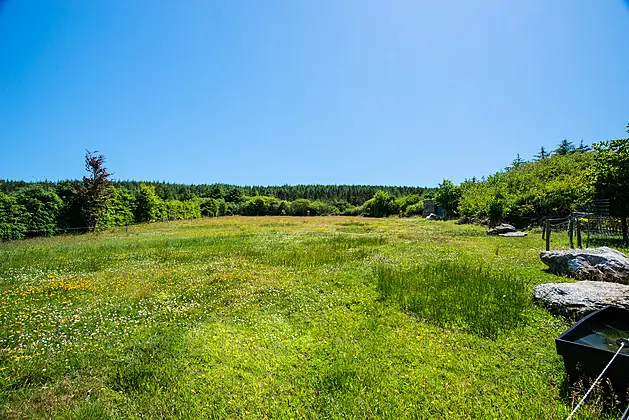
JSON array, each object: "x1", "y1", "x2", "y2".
[
  {"x1": 559, "y1": 370, "x2": 629, "y2": 417},
  {"x1": 583, "y1": 237, "x2": 629, "y2": 249}
]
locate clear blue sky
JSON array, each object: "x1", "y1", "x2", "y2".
[{"x1": 1, "y1": 1, "x2": 628, "y2": 187}]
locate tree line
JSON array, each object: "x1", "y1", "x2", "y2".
[
  {"x1": 4, "y1": 127, "x2": 628, "y2": 242},
  {"x1": 1, "y1": 181, "x2": 428, "y2": 208},
  {"x1": 433, "y1": 129, "x2": 629, "y2": 242},
  {"x1": 0, "y1": 152, "x2": 434, "y2": 240}
]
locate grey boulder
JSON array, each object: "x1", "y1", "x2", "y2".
[
  {"x1": 540, "y1": 247, "x2": 629, "y2": 284},
  {"x1": 533, "y1": 281, "x2": 629, "y2": 318},
  {"x1": 487, "y1": 223, "x2": 516, "y2": 235}
]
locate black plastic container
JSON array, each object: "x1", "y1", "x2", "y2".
[{"x1": 556, "y1": 306, "x2": 629, "y2": 399}]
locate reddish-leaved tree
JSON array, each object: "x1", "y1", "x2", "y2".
[{"x1": 75, "y1": 150, "x2": 112, "y2": 231}]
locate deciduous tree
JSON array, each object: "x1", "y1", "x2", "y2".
[
  {"x1": 435, "y1": 179, "x2": 461, "y2": 218},
  {"x1": 362, "y1": 190, "x2": 395, "y2": 218},
  {"x1": 134, "y1": 184, "x2": 165, "y2": 222},
  {"x1": 588, "y1": 137, "x2": 629, "y2": 243}
]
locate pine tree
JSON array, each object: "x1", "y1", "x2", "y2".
[
  {"x1": 534, "y1": 146, "x2": 549, "y2": 161},
  {"x1": 512, "y1": 154, "x2": 525, "y2": 168},
  {"x1": 577, "y1": 139, "x2": 590, "y2": 153},
  {"x1": 553, "y1": 139, "x2": 575, "y2": 156}
]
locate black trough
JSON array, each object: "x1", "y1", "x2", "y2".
[{"x1": 556, "y1": 305, "x2": 629, "y2": 400}]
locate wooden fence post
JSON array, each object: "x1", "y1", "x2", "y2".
[
  {"x1": 545, "y1": 220, "x2": 551, "y2": 251},
  {"x1": 576, "y1": 219, "x2": 582, "y2": 249},
  {"x1": 569, "y1": 217, "x2": 574, "y2": 249}
]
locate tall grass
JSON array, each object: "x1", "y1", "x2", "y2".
[{"x1": 374, "y1": 261, "x2": 529, "y2": 338}]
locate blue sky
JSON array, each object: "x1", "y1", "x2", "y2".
[{"x1": 1, "y1": 1, "x2": 628, "y2": 187}]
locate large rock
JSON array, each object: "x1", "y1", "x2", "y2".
[
  {"x1": 487, "y1": 223, "x2": 516, "y2": 235},
  {"x1": 499, "y1": 231, "x2": 528, "y2": 237},
  {"x1": 540, "y1": 247, "x2": 629, "y2": 284},
  {"x1": 533, "y1": 281, "x2": 629, "y2": 318}
]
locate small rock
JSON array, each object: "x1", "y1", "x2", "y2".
[
  {"x1": 487, "y1": 223, "x2": 516, "y2": 235},
  {"x1": 426, "y1": 213, "x2": 441, "y2": 220},
  {"x1": 499, "y1": 231, "x2": 528, "y2": 237},
  {"x1": 533, "y1": 281, "x2": 629, "y2": 318},
  {"x1": 540, "y1": 247, "x2": 629, "y2": 284}
]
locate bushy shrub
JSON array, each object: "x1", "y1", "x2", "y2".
[
  {"x1": 198, "y1": 198, "x2": 219, "y2": 217},
  {"x1": 435, "y1": 180, "x2": 461, "y2": 218},
  {"x1": 165, "y1": 200, "x2": 201, "y2": 220},
  {"x1": 487, "y1": 194, "x2": 507, "y2": 226},
  {"x1": 226, "y1": 201, "x2": 239, "y2": 216},
  {"x1": 395, "y1": 194, "x2": 421, "y2": 215},
  {"x1": 240, "y1": 196, "x2": 289, "y2": 216},
  {"x1": 586, "y1": 138, "x2": 629, "y2": 243},
  {"x1": 217, "y1": 199, "x2": 228, "y2": 216},
  {"x1": 289, "y1": 199, "x2": 337, "y2": 216},
  {"x1": 15, "y1": 186, "x2": 64, "y2": 237},
  {"x1": 458, "y1": 153, "x2": 593, "y2": 225},
  {"x1": 0, "y1": 192, "x2": 27, "y2": 240},
  {"x1": 403, "y1": 202, "x2": 424, "y2": 217},
  {"x1": 330, "y1": 200, "x2": 352, "y2": 213},
  {"x1": 341, "y1": 206, "x2": 363, "y2": 216},
  {"x1": 311, "y1": 200, "x2": 337, "y2": 216},
  {"x1": 240, "y1": 196, "x2": 265, "y2": 216},
  {"x1": 100, "y1": 187, "x2": 135, "y2": 227},
  {"x1": 362, "y1": 190, "x2": 396, "y2": 218},
  {"x1": 135, "y1": 184, "x2": 166, "y2": 223},
  {"x1": 197, "y1": 198, "x2": 227, "y2": 218},
  {"x1": 289, "y1": 198, "x2": 313, "y2": 216}
]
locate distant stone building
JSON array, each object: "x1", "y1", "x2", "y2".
[
  {"x1": 423, "y1": 200, "x2": 447, "y2": 219},
  {"x1": 423, "y1": 200, "x2": 437, "y2": 218}
]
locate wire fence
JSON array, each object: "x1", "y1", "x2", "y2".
[
  {"x1": 542, "y1": 213, "x2": 628, "y2": 250},
  {"x1": 583, "y1": 216, "x2": 625, "y2": 237},
  {"x1": 0, "y1": 225, "x2": 119, "y2": 240},
  {"x1": 0, "y1": 216, "x2": 196, "y2": 241},
  {"x1": 546, "y1": 218, "x2": 571, "y2": 232}
]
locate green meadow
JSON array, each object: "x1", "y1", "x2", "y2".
[{"x1": 0, "y1": 216, "x2": 624, "y2": 419}]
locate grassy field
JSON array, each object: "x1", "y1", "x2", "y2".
[{"x1": 0, "y1": 216, "x2": 625, "y2": 419}]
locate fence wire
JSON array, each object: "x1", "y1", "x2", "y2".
[
  {"x1": 0, "y1": 217, "x2": 191, "y2": 241},
  {"x1": 583, "y1": 216, "x2": 625, "y2": 237},
  {"x1": 548, "y1": 218, "x2": 570, "y2": 232},
  {"x1": 542, "y1": 213, "x2": 628, "y2": 251}
]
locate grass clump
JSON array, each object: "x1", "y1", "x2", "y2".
[{"x1": 374, "y1": 261, "x2": 529, "y2": 338}]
